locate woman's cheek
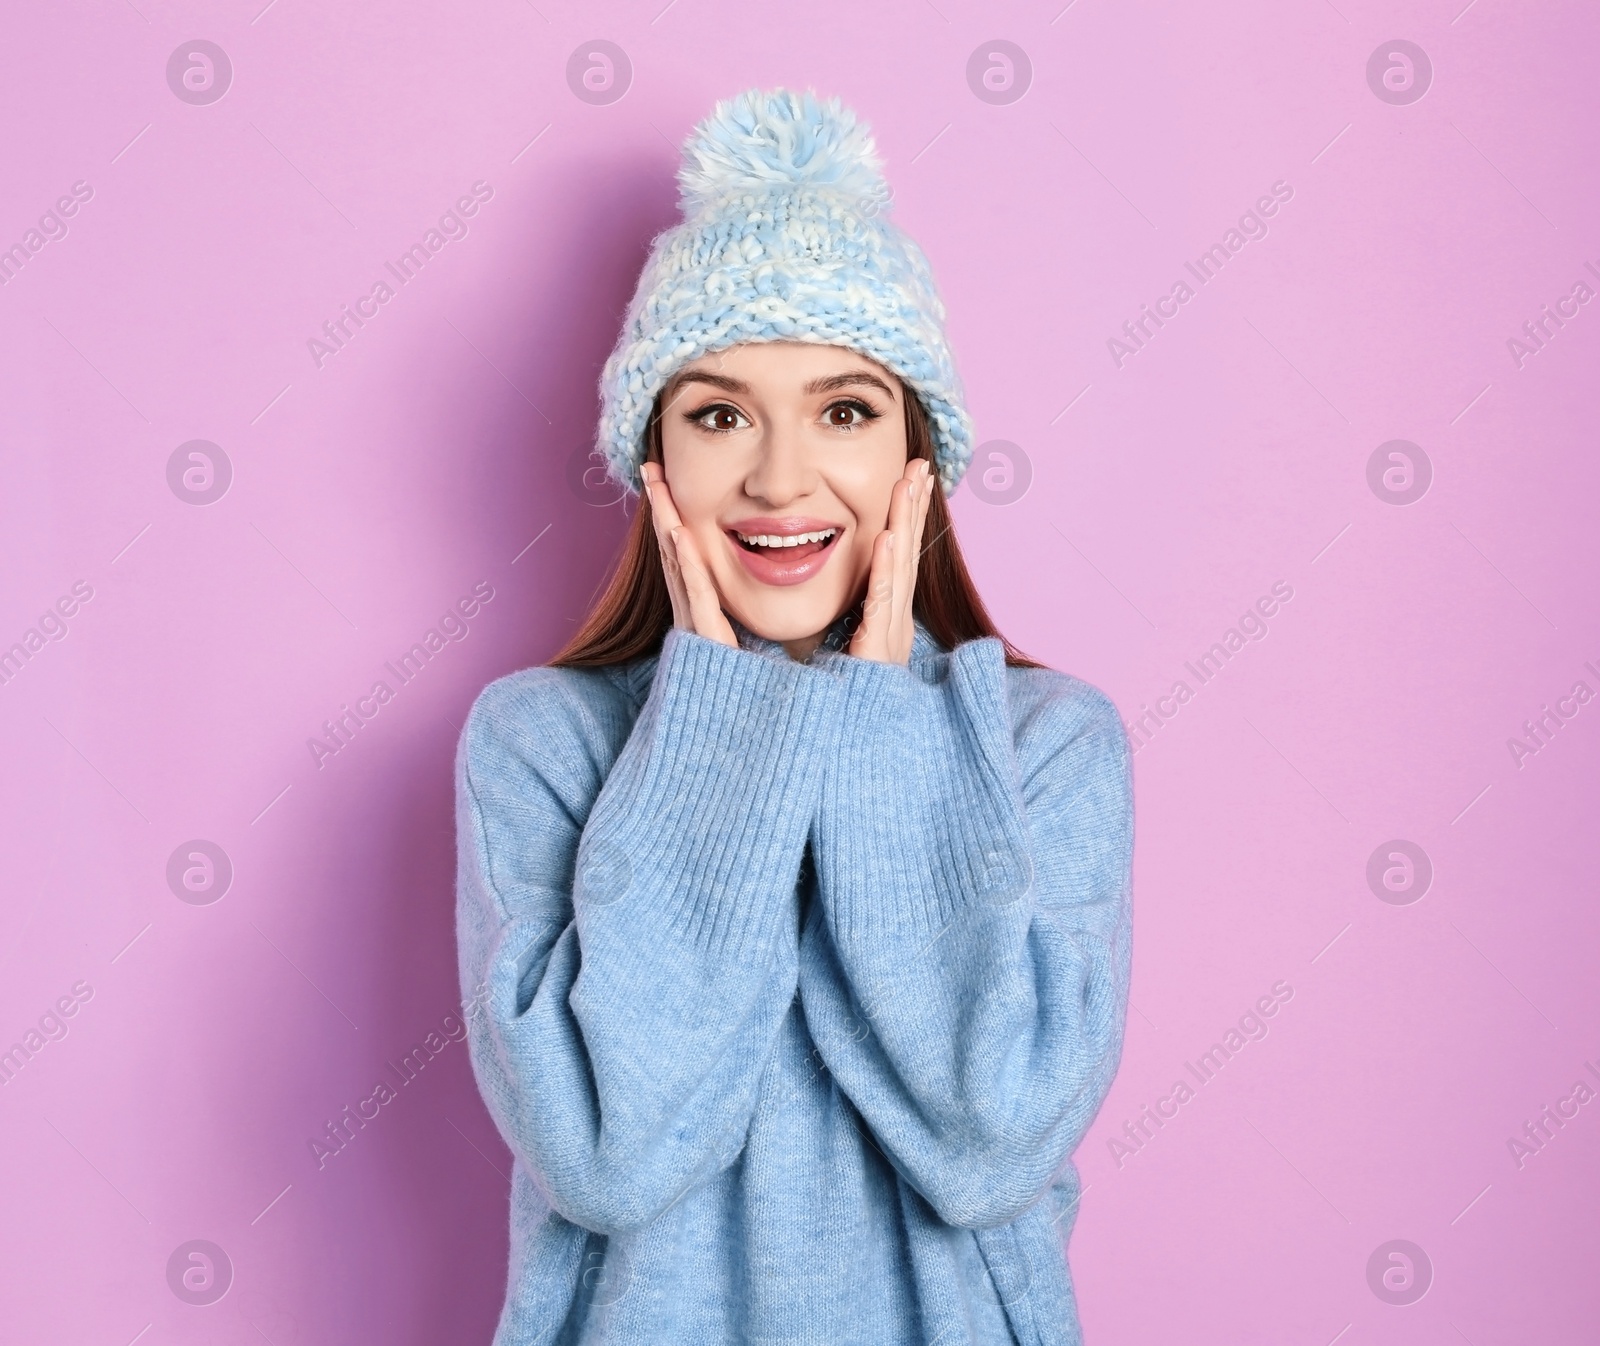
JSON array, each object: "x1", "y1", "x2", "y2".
[
  {"x1": 843, "y1": 532, "x2": 876, "y2": 589},
  {"x1": 696, "y1": 521, "x2": 736, "y2": 580}
]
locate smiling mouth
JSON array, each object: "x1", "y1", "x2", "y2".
[{"x1": 731, "y1": 527, "x2": 839, "y2": 554}]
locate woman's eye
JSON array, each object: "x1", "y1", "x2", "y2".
[
  {"x1": 825, "y1": 399, "x2": 878, "y2": 428},
  {"x1": 692, "y1": 405, "x2": 748, "y2": 433}
]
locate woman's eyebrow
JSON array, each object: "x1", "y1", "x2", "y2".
[
  {"x1": 803, "y1": 372, "x2": 896, "y2": 399},
  {"x1": 670, "y1": 371, "x2": 748, "y2": 398}
]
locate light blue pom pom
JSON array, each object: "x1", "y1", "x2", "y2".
[{"x1": 678, "y1": 87, "x2": 891, "y2": 214}]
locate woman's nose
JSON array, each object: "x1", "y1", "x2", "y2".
[{"x1": 743, "y1": 418, "x2": 815, "y2": 505}]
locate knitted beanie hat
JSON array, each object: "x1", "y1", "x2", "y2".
[{"x1": 595, "y1": 86, "x2": 975, "y2": 496}]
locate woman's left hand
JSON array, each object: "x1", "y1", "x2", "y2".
[{"x1": 848, "y1": 458, "x2": 933, "y2": 666}]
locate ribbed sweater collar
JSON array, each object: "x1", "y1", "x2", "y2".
[
  {"x1": 728, "y1": 612, "x2": 946, "y2": 669},
  {"x1": 605, "y1": 614, "x2": 948, "y2": 707}
]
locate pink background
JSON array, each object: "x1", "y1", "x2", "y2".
[{"x1": 2, "y1": 1, "x2": 1597, "y2": 1342}]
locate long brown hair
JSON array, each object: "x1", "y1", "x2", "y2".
[{"x1": 550, "y1": 381, "x2": 1040, "y2": 669}]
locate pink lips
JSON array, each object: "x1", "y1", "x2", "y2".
[{"x1": 725, "y1": 516, "x2": 843, "y2": 587}]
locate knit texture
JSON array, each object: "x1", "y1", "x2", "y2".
[
  {"x1": 454, "y1": 624, "x2": 1134, "y2": 1345},
  {"x1": 595, "y1": 87, "x2": 977, "y2": 496}
]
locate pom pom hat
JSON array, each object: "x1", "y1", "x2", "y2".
[{"x1": 595, "y1": 87, "x2": 976, "y2": 495}]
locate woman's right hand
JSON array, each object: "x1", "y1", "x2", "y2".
[{"x1": 641, "y1": 461, "x2": 738, "y2": 648}]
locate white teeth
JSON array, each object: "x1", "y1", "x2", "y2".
[{"x1": 736, "y1": 528, "x2": 837, "y2": 549}]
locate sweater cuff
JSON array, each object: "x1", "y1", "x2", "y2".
[
  {"x1": 577, "y1": 628, "x2": 842, "y2": 956},
  {"x1": 816, "y1": 645, "x2": 925, "y2": 713},
  {"x1": 812, "y1": 642, "x2": 1033, "y2": 942}
]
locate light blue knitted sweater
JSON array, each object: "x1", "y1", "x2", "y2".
[{"x1": 454, "y1": 617, "x2": 1134, "y2": 1345}]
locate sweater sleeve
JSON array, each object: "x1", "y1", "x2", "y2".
[
  {"x1": 797, "y1": 637, "x2": 1134, "y2": 1229},
  {"x1": 455, "y1": 628, "x2": 841, "y2": 1235}
]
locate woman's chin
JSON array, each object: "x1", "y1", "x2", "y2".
[{"x1": 724, "y1": 590, "x2": 851, "y2": 647}]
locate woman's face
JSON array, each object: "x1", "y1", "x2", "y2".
[{"x1": 657, "y1": 340, "x2": 909, "y2": 649}]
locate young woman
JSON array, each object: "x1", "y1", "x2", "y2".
[{"x1": 455, "y1": 88, "x2": 1134, "y2": 1346}]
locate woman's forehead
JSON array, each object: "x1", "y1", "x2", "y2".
[{"x1": 666, "y1": 341, "x2": 893, "y2": 392}]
